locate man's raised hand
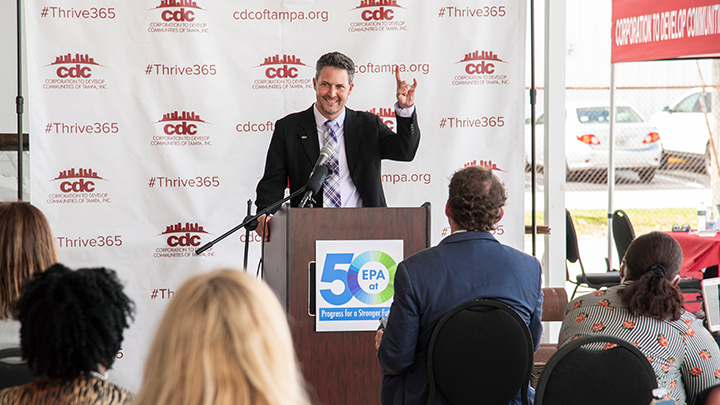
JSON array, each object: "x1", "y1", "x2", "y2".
[{"x1": 395, "y1": 69, "x2": 417, "y2": 109}]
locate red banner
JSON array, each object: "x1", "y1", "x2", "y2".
[{"x1": 612, "y1": 0, "x2": 720, "y2": 63}]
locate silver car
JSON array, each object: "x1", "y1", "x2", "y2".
[{"x1": 526, "y1": 103, "x2": 663, "y2": 183}]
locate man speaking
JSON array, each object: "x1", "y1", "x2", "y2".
[{"x1": 254, "y1": 51, "x2": 420, "y2": 240}]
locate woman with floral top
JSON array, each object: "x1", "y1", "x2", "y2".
[{"x1": 560, "y1": 231, "x2": 720, "y2": 405}]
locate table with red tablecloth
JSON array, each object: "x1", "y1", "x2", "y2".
[
  {"x1": 666, "y1": 231, "x2": 720, "y2": 312},
  {"x1": 666, "y1": 231, "x2": 720, "y2": 278}
]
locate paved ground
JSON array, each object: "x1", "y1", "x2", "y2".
[{"x1": 526, "y1": 168, "x2": 712, "y2": 211}]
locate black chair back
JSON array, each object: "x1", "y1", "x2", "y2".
[
  {"x1": 567, "y1": 210, "x2": 621, "y2": 298},
  {"x1": 535, "y1": 335, "x2": 656, "y2": 405},
  {"x1": 426, "y1": 299, "x2": 532, "y2": 405},
  {"x1": 612, "y1": 209, "x2": 635, "y2": 261},
  {"x1": 0, "y1": 347, "x2": 37, "y2": 390},
  {"x1": 566, "y1": 209, "x2": 581, "y2": 264}
]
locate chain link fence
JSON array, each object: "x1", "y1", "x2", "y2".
[{"x1": 525, "y1": 85, "x2": 718, "y2": 276}]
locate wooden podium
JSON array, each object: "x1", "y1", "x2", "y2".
[{"x1": 264, "y1": 205, "x2": 431, "y2": 405}]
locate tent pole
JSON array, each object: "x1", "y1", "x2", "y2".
[
  {"x1": 530, "y1": 0, "x2": 537, "y2": 256},
  {"x1": 16, "y1": 0, "x2": 24, "y2": 201},
  {"x1": 608, "y1": 63, "x2": 616, "y2": 270}
]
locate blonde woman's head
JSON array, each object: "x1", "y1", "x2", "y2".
[{"x1": 136, "y1": 269, "x2": 309, "y2": 405}]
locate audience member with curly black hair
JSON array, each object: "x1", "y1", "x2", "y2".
[
  {"x1": 0, "y1": 202, "x2": 58, "y2": 350},
  {"x1": 0, "y1": 263, "x2": 135, "y2": 405}
]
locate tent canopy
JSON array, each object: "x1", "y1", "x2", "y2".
[{"x1": 612, "y1": 0, "x2": 720, "y2": 63}]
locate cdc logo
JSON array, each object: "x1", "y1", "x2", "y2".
[{"x1": 320, "y1": 250, "x2": 397, "y2": 306}]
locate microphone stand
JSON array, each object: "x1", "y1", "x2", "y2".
[
  {"x1": 242, "y1": 199, "x2": 251, "y2": 272},
  {"x1": 194, "y1": 186, "x2": 309, "y2": 256}
]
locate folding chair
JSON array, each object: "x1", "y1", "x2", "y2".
[
  {"x1": 535, "y1": 335, "x2": 656, "y2": 405},
  {"x1": 0, "y1": 347, "x2": 38, "y2": 390},
  {"x1": 426, "y1": 299, "x2": 533, "y2": 405},
  {"x1": 567, "y1": 210, "x2": 620, "y2": 299}
]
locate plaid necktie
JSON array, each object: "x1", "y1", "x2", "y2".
[{"x1": 323, "y1": 120, "x2": 341, "y2": 208}]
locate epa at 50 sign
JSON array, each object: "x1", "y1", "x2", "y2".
[{"x1": 316, "y1": 240, "x2": 403, "y2": 332}]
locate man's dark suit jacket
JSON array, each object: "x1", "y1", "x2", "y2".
[
  {"x1": 377, "y1": 231, "x2": 544, "y2": 405},
  {"x1": 255, "y1": 105, "x2": 420, "y2": 212}
]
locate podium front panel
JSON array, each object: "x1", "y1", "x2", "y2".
[{"x1": 265, "y1": 206, "x2": 430, "y2": 405}]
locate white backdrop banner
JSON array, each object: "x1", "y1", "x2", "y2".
[{"x1": 26, "y1": 0, "x2": 527, "y2": 392}]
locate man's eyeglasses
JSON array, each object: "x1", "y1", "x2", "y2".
[{"x1": 672, "y1": 224, "x2": 691, "y2": 232}]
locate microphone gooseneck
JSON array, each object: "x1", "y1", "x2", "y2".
[{"x1": 299, "y1": 165, "x2": 330, "y2": 208}]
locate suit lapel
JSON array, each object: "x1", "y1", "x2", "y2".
[
  {"x1": 343, "y1": 108, "x2": 361, "y2": 172},
  {"x1": 298, "y1": 106, "x2": 320, "y2": 166}
]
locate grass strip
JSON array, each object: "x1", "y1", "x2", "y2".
[{"x1": 526, "y1": 208, "x2": 697, "y2": 238}]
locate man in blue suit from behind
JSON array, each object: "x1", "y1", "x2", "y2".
[{"x1": 375, "y1": 165, "x2": 543, "y2": 405}]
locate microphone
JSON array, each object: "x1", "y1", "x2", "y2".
[
  {"x1": 299, "y1": 165, "x2": 329, "y2": 208},
  {"x1": 299, "y1": 143, "x2": 334, "y2": 208},
  {"x1": 310, "y1": 143, "x2": 334, "y2": 179}
]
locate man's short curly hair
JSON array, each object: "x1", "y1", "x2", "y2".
[
  {"x1": 315, "y1": 51, "x2": 355, "y2": 84},
  {"x1": 448, "y1": 166, "x2": 507, "y2": 232},
  {"x1": 16, "y1": 263, "x2": 135, "y2": 378}
]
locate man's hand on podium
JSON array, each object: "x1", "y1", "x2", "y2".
[
  {"x1": 375, "y1": 329, "x2": 384, "y2": 351},
  {"x1": 255, "y1": 214, "x2": 271, "y2": 242}
]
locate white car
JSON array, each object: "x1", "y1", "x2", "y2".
[
  {"x1": 526, "y1": 103, "x2": 663, "y2": 183},
  {"x1": 649, "y1": 88, "x2": 713, "y2": 169}
]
